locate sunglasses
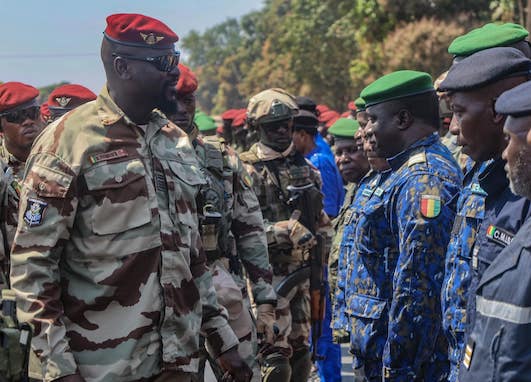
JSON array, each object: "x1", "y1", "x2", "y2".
[
  {"x1": 0, "y1": 106, "x2": 40, "y2": 124},
  {"x1": 112, "y1": 51, "x2": 180, "y2": 73}
]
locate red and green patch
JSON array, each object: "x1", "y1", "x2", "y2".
[{"x1": 420, "y1": 195, "x2": 441, "y2": 218}]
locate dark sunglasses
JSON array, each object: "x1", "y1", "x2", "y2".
[
  {"x1": 112, "y1": 51, "x2": 180, "y2": 73},
  {"x1": 0, "y1": 106, "x2": 40, "y2": 124}
]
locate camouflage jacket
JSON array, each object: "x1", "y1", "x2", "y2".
[
  {"x1": 343, "y1": 133, "x2": 462, "y2": 381},
  {"x1": 190, "y1": 129, "x2": 276, "y2": 305},
  {"x1": 9, "y1": 87, "x2": 239, "y2": 382},
  {"x1": 240, "y1": 142, "x2": 332, "y2": 266}
]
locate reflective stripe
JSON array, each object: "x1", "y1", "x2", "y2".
[{"x1": 476, "y1": 295, "x2": 531, "y2": 324}]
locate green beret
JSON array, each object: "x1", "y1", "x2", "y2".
[
  {"x1": 194, "y1": 113, "x2": 217, "y2": 132},
  {"x1": 360, "y1": 70, "x2": 434, "y2": 108},
  {"x1": 449, "y1": 23, "x2": 529, "y2": 57},
  {"x1": 328, "y1": 118, "x2": 360, "y2": 138},
  {"x1": 354, "y1": 97, "x2": 366, "y2": 111}
]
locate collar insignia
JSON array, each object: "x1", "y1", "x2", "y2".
[
  {"x1": 140, "y1": 32, "x2": 165, "y2": 45},
  {"x1": 55, "y1": 96, "x2": 71, "y2": 108}
]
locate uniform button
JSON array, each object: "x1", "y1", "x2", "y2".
[
  {"x1": 38, "y1": 182, "x2": 46, "y2": 191},
  {"x1": 115, "y1": 175, "x2": 123, "y2": 183}
]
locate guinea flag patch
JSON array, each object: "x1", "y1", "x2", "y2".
[{"x1": 420, "y1": 195, "x2": 441, "y2": 218}]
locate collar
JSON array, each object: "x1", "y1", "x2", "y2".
[
  {"x1": 386, "y1": 133, "x2": 438, "y2": 171},
  {"x1": 478, "y1": 157, "x2": 509, "y2": 198},
  {"x1": 0, "y1": 136, "x2": 24, "y2": 167},
  {"x1": 188, "y1": 122, "x2": 199, "y2": 143},
  {"x1": 251, "y1": 142, "x2": 294, "y2": 161}
]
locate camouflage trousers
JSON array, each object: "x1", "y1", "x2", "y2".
[{"x1": 202, "y1": 260, "x2": 260, "y2": 382}]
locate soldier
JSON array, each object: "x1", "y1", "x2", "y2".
[
  {"x1": 47, "y1": 84, "x2": 96, "y2": 122},
  {"x1": 343, "y1": 70, "x2": 462, "y2": 381},
  {"x1": 457, "y1": 79, "x2": 531, "y2": 381},
  {"x1": 193, "y1": 111, "x2": 217, "y2": 137},
  {"x1": 9, "y1": 13, "x2": 250, "y2": 382},
  {"x1": 239, "y1": 88, "x2": 332, "y2": 382},
  {"x1": 438, "y1": 47, "x2": 531, "y2": 381},
  {"x1": 160, "y1": 63, "x2": 277, "y2": 382},
  {"x1": 353, "y1": 97, "x2": 368, "y2": 129}
]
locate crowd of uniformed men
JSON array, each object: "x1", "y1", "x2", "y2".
[{"x1": 0, "y1": 12, "x2": 530, "y2": 382}]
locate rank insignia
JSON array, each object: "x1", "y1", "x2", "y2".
[
  {"x1": 55, "y1": 96, "x2": 71, "y2": 108},
  {"x1": 420, "y1": 195, "x2": 441, "y2": 218},
  {"x1": 140, "y1": 32, "x2": 165, "y2": 45},
  {"x1": 23, "y1": 198, "x2": 48, "y2": 227},
  {"x1": 463, "y1": 341, "x2": 475, "y2": 369}
]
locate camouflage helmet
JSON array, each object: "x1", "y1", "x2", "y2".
[{"x1": 246, "y1": 88, "x2": 298, "y2": 126}]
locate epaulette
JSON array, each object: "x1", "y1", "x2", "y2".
[
  {"x1": 239, "y1": 150, "x2": 260, "y2": 164},
  {"x1": 408, "y1": 151, "x2": 427, "y2": 167}
]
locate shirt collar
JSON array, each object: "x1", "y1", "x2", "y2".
[{"x1": 386, "y1": 132, "x2": 438, "y2": 171}]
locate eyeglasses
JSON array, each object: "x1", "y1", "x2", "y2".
[
  {"x1": 0, "y1": 106, "x2": 40, "y2": 124},
  {"x1": 112, "y1": 51, "x2": 180, "y2": 73}
]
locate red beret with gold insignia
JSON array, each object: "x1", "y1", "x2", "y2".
[
  {"x1": 0, "y1": 82, "x2": 39, "y2": 113},
  {"x1": 48, "y1": 84, "x2": 97, "y2": 110},
  {"x1": 176, "y1": 64, "x2": 198, "y2": 95},
  {"x1": 104, "y1": 13, "x2": 179, "y2": 49}
]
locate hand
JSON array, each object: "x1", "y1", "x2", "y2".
[
  {"x1": 256, "y1": 303, "x2": 276, "y2": 346},
  {"x1": 288, "y1": 210, "x2": 316, "y2": 250},
  {"x1": 217, "y1": 347, "x2": 253, "y2": 382},
  {"x1": 56, "y1": 374, "x2": 86, "y2": 382}
]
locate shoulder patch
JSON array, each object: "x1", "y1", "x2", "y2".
[
  {"x1": 408, "y1": 152, "x2": 427, "y2": 167},
  {"x1": 420, "y1": 194, "x2": 441, "y2": 218},
  {"x1": 24, "y1": 198, "x2": 48, "y2": 227}
]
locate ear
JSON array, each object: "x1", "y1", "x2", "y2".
[
  {"x1": 113, "y1": 56, "x2": 132, "y2": 80},
  {"x1": 395, "y1": 109, "x2": 413, "y2": 131}
]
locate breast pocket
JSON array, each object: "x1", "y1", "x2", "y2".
[
  {"x1": 84, "y1": 159, "x2": 151, "y2": 235},
  {"x1": 348, "y1": 294, "x2": 388, "y2": 361}
]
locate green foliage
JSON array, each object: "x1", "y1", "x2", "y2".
[{"x1": 183, "y1": 0, "x2": 495, "y2": 113}]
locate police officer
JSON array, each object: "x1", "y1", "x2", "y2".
[
  {"x1": 240, "y1": 88, "x2": 332, "y2": 382},
  {"x1": 457, "y1": 76, "x2": 531, "y2": 381},
  {"x1": 9, "y1": 13, "x2": 250, "y2": 382},
  {"x1": 160, "y1": 63, "x2": 277, "y2": 382},
  {"x1": 438, "y1": 47, "x2": 531, "y2": 381},
  {"x1": 343, "y1": 70, "x2": 462, "y2": 381}
]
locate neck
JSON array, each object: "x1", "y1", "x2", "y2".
[
  {"x1": 6, "y1": 142, "x2": 30, "y2": 163},
  {"x1": 108, "y1": 87, "x2": 153, "y2": 125},
  {"x1": 302, "y1": 140, "x2": 316, "y2": 156}
]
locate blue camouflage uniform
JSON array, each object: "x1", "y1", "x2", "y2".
[
  {"x1": 344, "y1": 133, "x2": 461, "y2": 381},
  {"x1": 458, "y1": 217, "x2": 531, "y2": 381},
  {"x1": 441, "y1": 157, "x2": 531, "y2": 381}
]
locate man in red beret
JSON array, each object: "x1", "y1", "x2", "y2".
[
  {"x1": 10, "y1": 13, "x2": 250, "y2": 382},
  {"x1": 47, "y1": 84, "x2": 97, "y2": 121},
  {"x1": 161, "y1": 64, "x2": 277, "y2": 382}
]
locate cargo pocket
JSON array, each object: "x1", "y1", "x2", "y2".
[
  {"x1": 84, "y1": 159, "x2": 151, "y2": 235},
  {"x1": 349, "y1": 294, "x2": 388, "y2": 361}
]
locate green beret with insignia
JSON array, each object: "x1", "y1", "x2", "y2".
[
  {"x1": 449, "y1": 23, "x2": 529, "y2": 57},
  {"x1": 328, "y1": 118, "x2": 360, "y2": 139},
  {"x1": 360, "y1": 70, "x2": 434, "y2": 108},
  {"x1": 354, "y1": 97, "x2": 366, "y2": 112},
  {"x1": 194, "y1": 112, "x2": 217, "y2": 132}
]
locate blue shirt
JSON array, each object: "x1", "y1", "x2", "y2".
[
  {"x1": 306, "y1": 146, "x2": 344, "y2": 218},
  {"x1": 315, "y1": 134, "x2": 335, "y2": 161}
]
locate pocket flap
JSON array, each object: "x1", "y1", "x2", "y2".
[
  {"x1": 348, "y1": 294, "x2": 387, "y2": 320},
  {"x1": 27, "y1": 163, "x2": 73, "y2": 198},
  {"x1": 168, "y1": 161, "x2": 206, "y2": 186},
  {"x1": 84, "y1": 159, "x2": 146, "y2": 191}
]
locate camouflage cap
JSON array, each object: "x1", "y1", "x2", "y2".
[{"x1": 246, "y1": 88, "x2": 298, "y2": 125}]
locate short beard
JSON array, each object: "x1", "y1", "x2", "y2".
[{"x1": 508, "y1": 145, "x2": 531, "y2": 199}]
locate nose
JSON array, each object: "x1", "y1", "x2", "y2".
[{"x1": 449, "y1": 114, "x2": 459, "y2": 136}]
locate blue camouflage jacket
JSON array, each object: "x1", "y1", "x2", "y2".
[
  {"x1": 441, "y1": 157, "x2": 531, "y2": 381},
  {"x1": 343, "y1": 133, "x2": 461, "y2": 381}
]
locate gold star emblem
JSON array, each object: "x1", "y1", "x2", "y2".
[
  {"x1": 140, "y1": 32, "x2": 165, "y2": 45},
  {"x1": 55, "y1": 96, "x2": 71, "y2": 108}
]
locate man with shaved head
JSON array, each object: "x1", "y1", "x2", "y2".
[{"x1": 10, "y1": 13, "x2": 250, "y2": 382}]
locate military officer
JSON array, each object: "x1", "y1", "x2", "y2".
[
  {"x1": 160, "y1": 63, "x2": 277, "y2": 382},
  {"x1": 47, "y1": 84, "x2": 97, "y2": 122},
  {"x1": 9, "y1": 13, "x2": 250, "y2": 382},
  {"x1": 458, "y1": 76, "x2": 531, "y2": 382},
  {"x1": 438, "y1": 47, "x2": 531, "y2": 381},
  {"x1": 239, "y1": 88, "x2": 332, "y2": 382},
  {"x1": 343, "y1": 70, "x2": 462, "y2": 381}
]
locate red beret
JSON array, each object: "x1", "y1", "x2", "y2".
[
  {"x1": 347, "y1": 101, "x2": 357, "y2": 111},
  {"x1": 316, "y1": 104, "x2": 330, "y2": 116},
  {"x1": 48, "y1": 84, "x2": 97, "y2": 110},
  {"x1": 232, "y1": 111, "x2": 247, "y2": 127},
  {"x1": 319, "y1": 109, "x2": 339, "y2": 124},
  {"x1": 216, "y1": 125, "x2": 224, "y2": 135},
  {"x1": 40, "y1": 102, "x2": 51, "y2": 122},
  {"x1": 0, "y1": 82, "x2": 39, "y2": 113},
  {"x1": 324, "y1": 113, "x2": 341, "y2": 129},
  {"x1": 340, "y1": 111, "x2": 351, "y2": 118},
  {"x1": 221, "y1": 109, "x2": 240, "y2": 121},
  {"x1": 176, "y1": 64, "x2": 198, "y2": 95},
  {"x1": 104, "y1": 13, "x2": 178, "y2": 49}
]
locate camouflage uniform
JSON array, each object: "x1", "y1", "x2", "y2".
[
  {"x1": 343, "y1": 134, "x2": 461, "y2": 381},
  {"x1": 9, "y1": 87, "x2": 239, "y2": 382},
  {"x1": 189, "y1": 125, "x2": 276, "y2": 381}
]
